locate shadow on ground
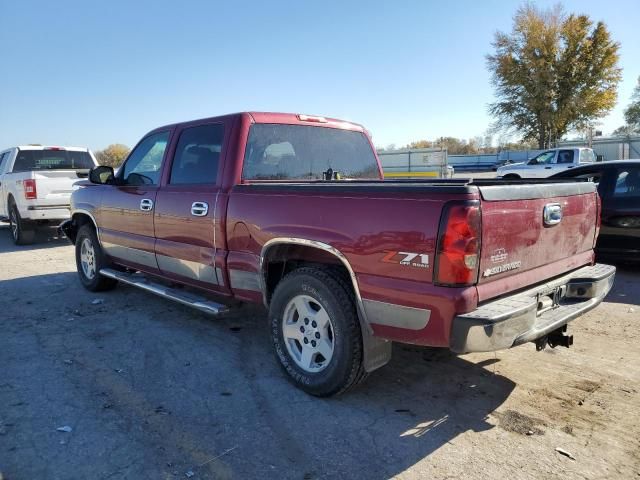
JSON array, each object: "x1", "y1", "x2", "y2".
[
  {"x1": 0, "y1": 223, "x2": 69, "y2": 253},
  {"x1": 602, "y1": 263, "x2": 640, "y2": 307},
  {"x1": 0, "y1": 271, "x2": 515, "y2": 480}
]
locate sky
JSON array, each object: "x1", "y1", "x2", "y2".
[{"x1": 1, "y1": 0, "x2": 638, "y2": 151}]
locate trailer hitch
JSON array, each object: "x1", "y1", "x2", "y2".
[{"x1": 535, "y1": 325, "x2": 573, "y2": 351}]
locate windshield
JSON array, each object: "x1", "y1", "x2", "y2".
[
  {"x1": 242, "y1": 124, "x2": 380, "y2": 181},
  {"x1": 13, "y1": 149, "x2": 94, "y2": 171}
]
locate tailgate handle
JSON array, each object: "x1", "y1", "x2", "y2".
[
  {"x1": 543, "y1": 203, "x2": 562, "y2": 226},
  {"x1": 191, "y1": 201, "x2": 209, "y2": 217}
]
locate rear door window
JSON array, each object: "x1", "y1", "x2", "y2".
[
  {"x1": 122, "y1": 131, "x2": 170, "y2": 186},
  {"x1": 243, "y1": 124, "x2": 379, "y2": 180},
  {"x1": 556, "y1": 150, "x2": 574, "y2": 164},
  {"x1": 12, "y1": 149, "x2": 94, "y2": 171},
  {"x1": 613, "y1": 168, "x2": 640, "y2": 198},
  {"x1": 169, "y1": 124, "x2": 224, "y2": 185}
]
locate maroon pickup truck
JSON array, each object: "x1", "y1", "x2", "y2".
[{"x1": 61, "y1": 112, "x2": 615, "y2": 396}]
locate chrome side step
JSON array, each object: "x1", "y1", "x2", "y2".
[{"x1": 99, "y1": 268, "x2": 229, "y2": 315}]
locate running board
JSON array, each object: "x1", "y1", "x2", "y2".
[{"x1": 99, "y1": 268, "x2": 229, "y2": 315}]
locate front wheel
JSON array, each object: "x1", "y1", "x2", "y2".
[
  {"x1": 502, "y1": 174, "x2": 521, "y2": 180},
  {"x1": 269, "y1": 267, "x2": 366, "y2": 396},
  {"x1": 75, "y1": 224, "x2": 118, "y2": 292}
]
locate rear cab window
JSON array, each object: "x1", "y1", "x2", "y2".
[
  {"x1": 242, "y1": 124, "x2": 380, "y2": 181},
  {"x1": 12, "y1": 149, "x2": 94, "y2": 172},
  {"x1": 580, "y1": 149, "x2": 596, "y2": 163}
]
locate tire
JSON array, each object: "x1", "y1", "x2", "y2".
[
  {"x1": 269, "y1": 266, "x2": 367, "y2": 397},
  {"x1": 502, "y1": 174, "x2": 520, "y2": 180},
  {"x1": 8, "y1": 202, "x2": 35, "y2": 245},
  {"x1": 75, "y1": 224, "x2": 118, "y2": 292}
]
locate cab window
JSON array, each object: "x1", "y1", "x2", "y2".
[
  {"x1": 169, "y1": 124, "x2": 224, "y2": 185},
  {"x1": 0, "y1": 152, "x2": 8, "y2": 174},
  {"x1": 528, "y1": 151, "x2": 555, "y2": 165},
  {"x1": 580, "y1": 150, "x2": 595, "y2": 163},
  {"x1": 557, "y1": 150, "x2": 574, "y2": 164},
  {"x1": 613, "y1": 168, "x2": 640, "y2": 198},
  {"x1": 122, "y1": 131, "x2": 170, "y2": 185}
]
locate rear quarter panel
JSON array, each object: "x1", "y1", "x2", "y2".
[{"x1": 226, "y1": 185, "x2": 480, "y2": 347}]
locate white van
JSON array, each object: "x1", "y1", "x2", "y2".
[{"x1": 0, "y1": 145, "x2": 98, "y2": 244}]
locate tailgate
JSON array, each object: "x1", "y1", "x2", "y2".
[
  {"x1": 33, "y1": 170, "x2": 87, "y2": 206},
  {"x1": 476, "y1": 182, "x2": 597, "y2": 296}
]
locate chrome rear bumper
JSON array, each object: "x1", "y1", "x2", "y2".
[{"x1": 450, "y1": 263, "x2": 616, "y2": 353}]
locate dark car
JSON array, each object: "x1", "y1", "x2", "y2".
[{"x1": 551, "y1": 160, "x2": 640, "y2": 262}]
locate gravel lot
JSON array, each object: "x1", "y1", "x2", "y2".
[{"x1": 0, "y1": 223, "x2": 639, "y2": 480}]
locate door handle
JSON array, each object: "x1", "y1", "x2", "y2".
[
  {"x1": 191, "y1": 201, "x2": 209, "y2": 217},
  {"x1": 140, "y1": 198, "x2": 154, "y2": 211},
  {"x1": 544, "y1": 166, "x2": 552, "y2": 169}
]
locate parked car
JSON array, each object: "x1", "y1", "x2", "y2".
[
  {"x1": 551, "y1": 160, "x2": 640, "y2": 263},
  {"x1": 61, "y1": 112, "x2": 614, "y2": 396},
  {"x1": 497, "y1": 147, "x2": 597, "y2": 179},
  {"x1": 0, "y1": 146, "x2": 98, "y2": 244}
]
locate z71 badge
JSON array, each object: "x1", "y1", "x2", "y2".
[{"x1": 381, "y1": 251, "x2": 430, "y2": 269}]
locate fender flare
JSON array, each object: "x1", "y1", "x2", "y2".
[{"x1": 260, "y1": 237, "x2": 391, "y2": 372}]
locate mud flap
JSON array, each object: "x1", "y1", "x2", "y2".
[{"x1": 361, "y1": 323, "x2": 392, "y2": 372}]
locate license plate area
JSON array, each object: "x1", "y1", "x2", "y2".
[{"x1": 536, "y1": 285, "x2": 567, "y2": 316}]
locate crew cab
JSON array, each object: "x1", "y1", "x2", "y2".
[
  {"x1": 61, "y1": 113, "x2": 615, "y2": 396},
  {"x1": 497, "y1": 147, "x2": 597, "y2": 179},
  {"x1": 0, "y1": 145, "x2": 98, "y2": 244}
]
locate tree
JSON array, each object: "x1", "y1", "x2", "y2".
[
  {"x1": 487, "y1": 4, "x2": 622, "y2": 149},
  {"x1": 95, "y1": 144, "x2": 130, "y2": 167},
  {"x1": 613, "y1": 76, "x2": 640, "y2": 135}
]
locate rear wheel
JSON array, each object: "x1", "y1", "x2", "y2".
[
  {"x1": 269, "y1": 267, "x2": 366, "y2": 396},
  {"x1": 75, "y1": 224, "x2": 118, "y2": 291},
  {"x1": 8, "y1": 202, "x2": 35, "y2": 245}
]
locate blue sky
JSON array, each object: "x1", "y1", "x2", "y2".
[{"x1": 1, "y1": 0, "x2": 638, "y2": 151}]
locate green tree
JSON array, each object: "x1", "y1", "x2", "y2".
[
  {"x1": 487, "y1": 4, "x2": 622, "y2": 149},
  {"x1": 624, "y1": 76, "x2": 640, "y2": 127},
  {"x1": 95, "y1": 144, "x2": 130, "y2": 167}
]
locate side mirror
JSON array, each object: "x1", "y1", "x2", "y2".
[
  {"x1": 89, "y1": 165, "x2": 115, "y2": 184},
  {"x1": 527, "y1": 158, "x2": 538, "y2": 165}
]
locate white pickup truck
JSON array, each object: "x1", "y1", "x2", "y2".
[
  {"x1": 0, "y1": 145, "x2": 98, "y2": 244},
  {"x1": 496, "y1": 147, "x2": 597, "y2": 179}
]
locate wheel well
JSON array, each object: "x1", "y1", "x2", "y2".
[
  {"x1": 503, "y1": 174, "x2": 520, "y2": 179},
  {"x1": 65, "y1": 213, "x2": 96, "y2": 244},
  {"x1": 262, "y1": 244, "x2": 351, "y2": 304}
]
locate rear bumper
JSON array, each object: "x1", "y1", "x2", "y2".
[
  {"x1": 22, "y1": 205, "x2": 71, "y2": 221},
  {"x1": 450, "y1": 263, "x2": 615, "y2": 353}
]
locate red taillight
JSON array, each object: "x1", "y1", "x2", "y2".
[
  {"x1": 24, "y1": 179, "x2": 37, "y2": 200},
  {"x1": 434, "y1": 201, "x2": 481, "y2": 286}
]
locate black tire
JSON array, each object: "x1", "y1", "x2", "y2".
[
  {"x1": 75, "y1": 224, "x2": 118, "y2": 292},
  {"x1": 8, "y1": 201, "x2": 35, "y2": 245},
  {"x1": 269, "y1": 266, "x2": 367, "y2": 397},
  {"x1": 502, "y1": 174, "x2": 520, "y2": 180}
]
